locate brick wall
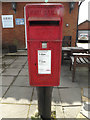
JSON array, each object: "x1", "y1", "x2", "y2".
[{"x1": 2, "y1": 2, "x2": 78, "y2": 49}]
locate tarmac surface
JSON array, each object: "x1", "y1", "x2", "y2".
[{"x1": 0, "y1": 50, "x2": 89, "y2": 119}]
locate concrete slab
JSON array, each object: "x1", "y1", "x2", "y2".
[
  {"x1": 2, "y1": 59, "x2": 15, "y2": 65},
  {"x1": 2, "y1": 118, "x2": 27, "y2": 120},
  {"x1": 31, "y1": 88, "x2": 38, "y2": 105},
  {"x1": 0, "y1": 76, "x2": 14, "y2": 86},
  {"x1": 2, "y1": 68, "x2": 20, "y2": 76},
  {"x1": 80, "y1": 102, "x2": 90, "y2": 119},
  {"x1": 63, "y1": 106, "x2": 81, "y2": 118},
  {"x1": 19, "y1": 68, "x2": 29, "y2": 76},
  {"x1": 17, "y1": 56, "x2": 27, "y2": 59},
  {"x1": 75, "y1": 70, "x2": 88, "y2": 82},
  {"x1": 83, "y1": 88, "x2": 90, "y2": 98},
  {"x1": 12, "y1": 76, "x2": 30, "y2": 87},
  {"x1": 52, "y1": 88, "x2": 61, "y2": 106},
  {"x1": 0, "y1": 104, "x2": 29, "y2": 118},
  {"x1": 61, "y1": 65, "x2": 70, "y2": 71},
  {"x1": 1, "y1": 86, "x2": 33, "y2": 104},
  {"x1": 13, "y1": 61, "x2": 26, "y2": 66},
  {"x1": 61, "y1": 70, "x2": 72, "y2": 77},
  {"x1": 0, "y1": 68, "x2": 5, "y2": 73},
  {"x1": 2, "y1": 57, "x2": 16, "y2": 65},
  {"x1": 9, "y1": 63, "x2": 23, "y2": 69},
  {"x1": 6, "y1": 50, "x2": 27, "y2": 56},
  {"x1": 56, "y1": 106, "x2": 64, "y2": 118},
  {"x1": 59, "y1": 76, "x2": 79, "y2": 88},
  {"x1": 61, "y1": 65, "x2": 88, "y2": 88},
  {"x1": 0, "y1": 69, "x2": 2, "y2": 74},
  {"x1": 28, "y1": 105, "x2": 57, "y2": 119},
  {"x1": 28, "y1": 105, "x2": 38, "y2": 118},
  {"x1": 24, "y1": 61, "x2": 28, "y2": 68},
  {"x1": 25, "y1": 62, "x2": 28, "y2": 66},
  {"x1": 14, "y1": 57, "x2": 27, "y2": 64},
  {"x1": 77, "y1": 112, "x2": 88, "y2": 119},
  {"x1": 31, "y1": 87, "x2": 62, "y2": 106},
  {"x1": 0, "y1": 86, "x2": 8, "y2": 101},
  {"x1": 77, "y1": 76, "x2": 88, "y2": 88},
  {"x1": 0, "y1": 75, "x2": 2, "y2": 85},
  {"x1": 59, "y1": 88, "x2": 81, "y2": 106}
]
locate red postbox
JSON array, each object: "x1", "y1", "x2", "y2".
[{"x1": 25, "y1": 3, "x2": 64, "y2": 86}]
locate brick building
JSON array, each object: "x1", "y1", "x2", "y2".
[
  {"x1": 1, "y1": 0, "x2": 81, "y2": 49},
  {"x1": 78, "y1": 20, "x2": 90, "y2": 37}
]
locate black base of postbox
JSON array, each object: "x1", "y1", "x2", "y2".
[{"x1": 36, "y1": 87, "x2": 53, "y2": 120}]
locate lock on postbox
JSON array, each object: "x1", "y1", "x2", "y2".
[{"x1": 25, "y1": 3, "x2": 64, "y2": 86}]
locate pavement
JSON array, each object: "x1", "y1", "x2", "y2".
[{"x1": 0, "y1": 50, "x2": 89, "y2": 119}]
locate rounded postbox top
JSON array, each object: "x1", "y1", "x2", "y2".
[
  {"x1": 25, "y1": 3, "x2": 64, "y2": 7},
  {"x1": 25, "y1": 3, "x2": 64, "y2": 21}
]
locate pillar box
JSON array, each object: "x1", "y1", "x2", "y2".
[{"x1": 25, "y1": 3, "x2": 64, "y2": 86}]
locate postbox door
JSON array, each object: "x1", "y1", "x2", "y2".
[{"x1": 27, "y1": 41, "x2": 62, "y2": 86}]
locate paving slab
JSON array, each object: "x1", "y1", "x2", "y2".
[
  {"x1": 0, "y1": 68, "x2": 5, "y2": 73},
  {"x1": 6, "y1": 50, "x2": 27, "y2": 56},
  {"x1": 77, "y1": 67, "x2": 88, "y2": 72},
  {"x1": 25, "y1": 62, "x2": 28, "y2": 66},
  {"x1": 0, "y1": 75, "x2": 2, "y2": 85},
  {"x1": 80, "y1": 103, "x2": 90, "y2": 119},
  {"x1": 0, "y1": 68, "x2": 2, "y2": 74},
  {"x1": 14, "y1": 57, "x2": 27, "y2": 64},
  {"x1": 0, "y1": 104, "x2": 29, "y2": 118},
  {"x1": 2, "y1": 118, "x2": 27, "y2": 120},
  {"x1": 9, "y1": 63, "x2": 23, "y2": 69},
  {"x1": 28, "y1": 105, "x2": 38, "y2": 119},
  {"x1": 28, "y1": 105, "x2": 57, "y2": 119},
  {"x1": 2, "y1": 68, "x2": 20, "y2": 76},
  {"x1": 19, "y1": 68, "x2": 29, "y2": 76},
  {"x1": 1, "y1": 86, "x2": 33, "y2": 104},
  {"x1": 76, "y1": 71, "x2": 88, "y2": 80},
  {"x1": 52, "y1": 88, "x2": 61, "y2": 106},
  {"x1": 0, "y1": 76, "x2": 14, "y2": 86},
  {"x1": 12, "y1": 61, "x2": 26, "y2": 66},
  {"x1": 31, "y1": 87, "x2": 62, "y2": 106},
  {"x1": 17, "y1": 56, "x2": 27, "y2": 59},
  {"x1": 56, "y1": 106, "x2": 64, "y2": 118},
  {"x1": 24, "y1": 65, "x2": 29, "y2": 69},
  {"x1": 61, "y1": 65, "x2": 70, "y2": 71},
  {"x1": 12, "y1": 76, "x2": 30, "y2": 87},
  {"x1": 61, "y1": 70, "x2": 72, "y2": 77},
  {"x1": 77, "y1": 76, "x2": 88, "y2": 88},
  {"x1": 0, "y1": 62, "x2": 2, "y2": 67},
  {"x1": 63, "y1": 106, "x2": 81, "y2": 118},
  {"x1": 2, "y1": 59, "x2": 15, "y2": 65},
  {"x1": 0, "y1": 86, "x2": 8, "y2": 101},
  {"x1": 2, "y1": 57, "x2": 16, "y2": 65},
  {"x1": 59, "y1": 88, "x2": 81, "y2": 106},
  {"x1": 77, "y1": 112, "x2": 88, "y2": 119},
  {"x1": 31, "y1": 88, "x2": 38, "y2": 105},
  {"x1": 59, "y1": 76, "x2": 79, "y2": 88},
  {"x1": 83, "y1": 88, "x2": 90, "y2": 98},
  {"x1": 61, "y1": 66, "x2": 88, "y2": 87}
]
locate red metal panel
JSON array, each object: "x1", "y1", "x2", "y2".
[
  {"x1": 29, "y1": 26, "x2": 60, "y2": 40},
  {"x1": 25, "y1": 3, "x2": 64, "y2": 86}
]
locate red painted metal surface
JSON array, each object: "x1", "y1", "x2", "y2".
[{"x1": 25, "y1": 3, "x2": 64, "y2": 86}]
